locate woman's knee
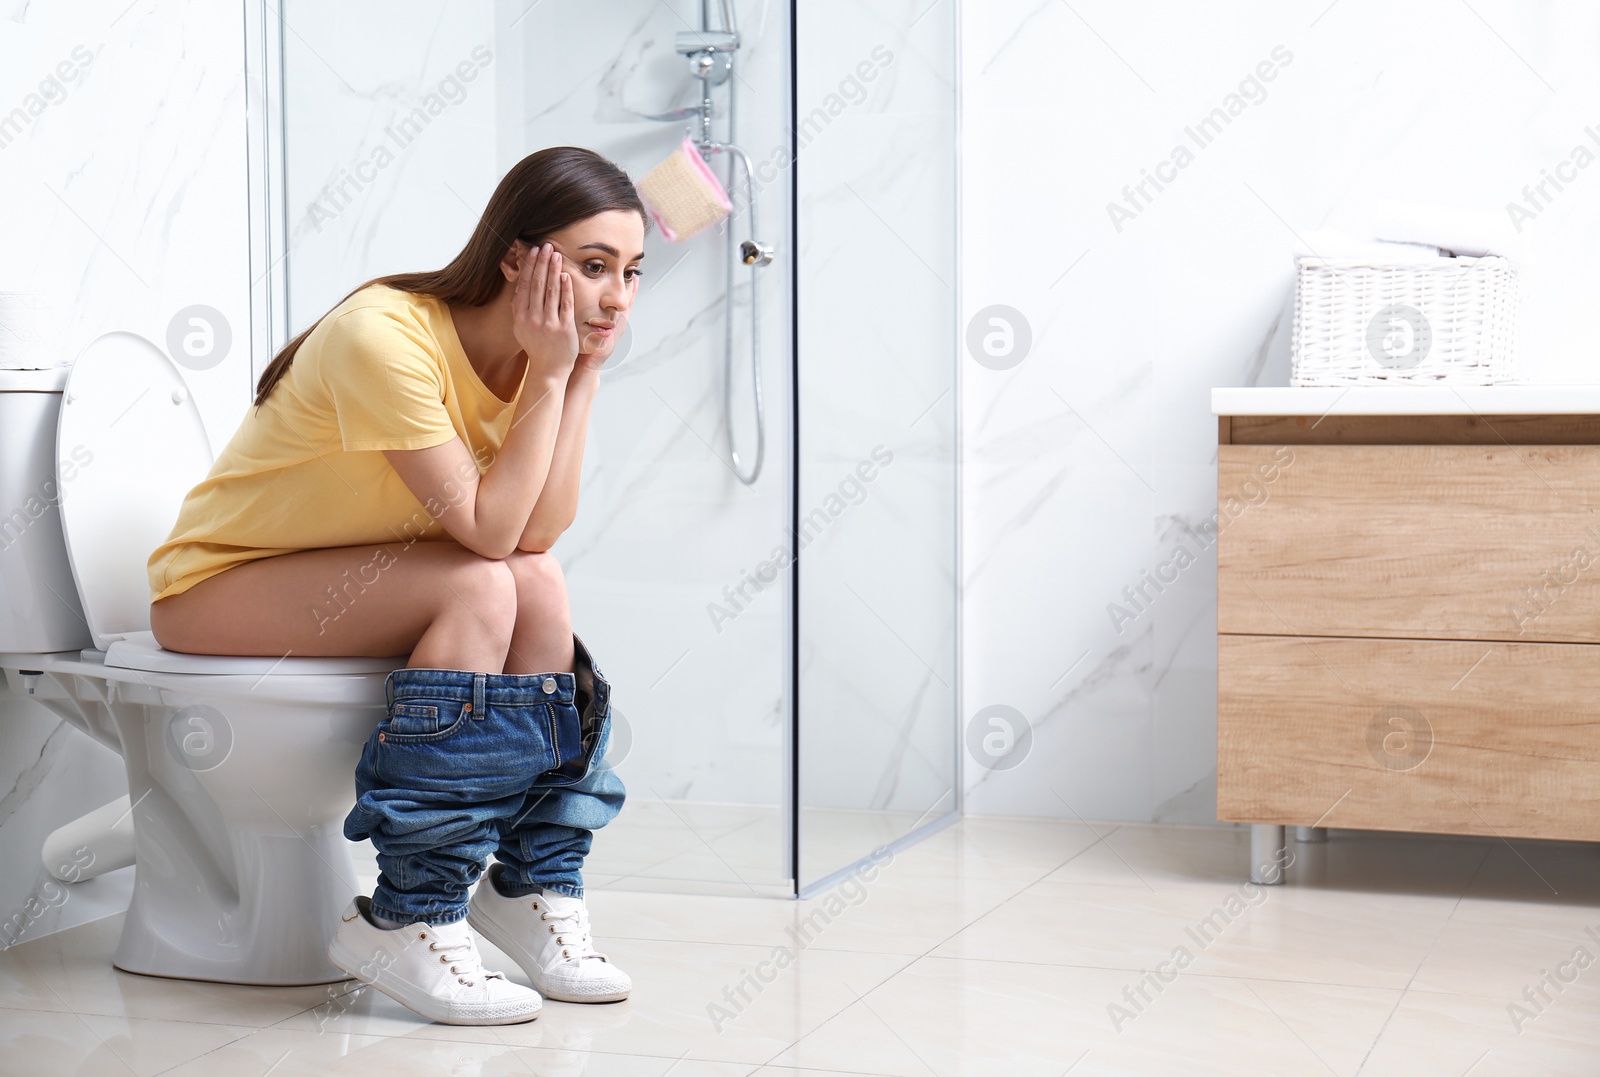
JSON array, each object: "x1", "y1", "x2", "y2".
[
  {"x1": 437, "y1": 553, "x2": 519, "y2": 636},
  {"x1": 505, "y1": 550, "x2": 570, "y2": 623}
]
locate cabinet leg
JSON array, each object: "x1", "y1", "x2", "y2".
[
  {"x1": 1294, "y1": 826, "x2": 1328, "y2": 844},
  {"x1": 1250, "y1": 824, "x2": 1287, "y2": 885}
]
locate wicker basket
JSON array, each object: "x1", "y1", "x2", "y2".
[{"x1": 1289, "y1": 255, "x2": 1520, "y2": 386}]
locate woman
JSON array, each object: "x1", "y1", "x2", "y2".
[{"x1": 147, "y1": 146, "x2": 644, "y2": 1026}]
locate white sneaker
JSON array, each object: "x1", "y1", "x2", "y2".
[
  {"x1": 327, "y1": 895, "x2": 542, "y2": 1025},
  {"x1": 468, "y1": 865, "x2": 631, "y2": 1003}
]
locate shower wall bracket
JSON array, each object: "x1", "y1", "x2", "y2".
[{"x1": 675, "y1": 30, "x2": 739, "y2": 54}]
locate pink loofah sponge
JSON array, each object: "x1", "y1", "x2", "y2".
[{"x1": 635, "y1": 135, "x2": 733, "y2": 242}]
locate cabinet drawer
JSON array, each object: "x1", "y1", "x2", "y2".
[
  {"x1": 1217, "y1": 634, "x2": 1600, "y2": 841},
  {"x1": 1218, "y1": 443, "x2": 1600, "y2": 643}
]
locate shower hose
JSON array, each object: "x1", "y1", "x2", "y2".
[{"x1": 699, "y1": 139, "x2": 765, "y2": 486}]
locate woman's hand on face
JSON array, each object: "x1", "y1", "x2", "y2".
[
  {"x1": 574, "y1": 350, "x2": 609, "y2": 375},
  {"x1": 512, "y1": 242, "x2": 580, "y2": 383}
]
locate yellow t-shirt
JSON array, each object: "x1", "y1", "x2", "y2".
[{"x1": 147, "y1": 283, "x2": 523, "y2": 603}]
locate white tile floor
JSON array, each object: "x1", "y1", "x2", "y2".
[
  {"x1": 1, "y1": 818, "x2": 1597, "y2": 1075},
  {"x1": 577, "y1": 800, "x2": 944, "y2": 898}
]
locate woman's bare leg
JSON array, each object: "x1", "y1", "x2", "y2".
[
  {"x1": 150, "y1": 541, "x2": 521, "y2": 672},
  {"x1": 502, "y1": 550, "x2": 575, "y2": 675}
]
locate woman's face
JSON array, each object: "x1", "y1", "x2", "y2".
[{"x1": 541, "y1": 210, "x2": 646, "y2": 361}]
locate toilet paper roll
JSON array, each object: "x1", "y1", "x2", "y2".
[
  {"x1": 1371, "y1": 200, "x2": 1520, "y2": 258},
  {"x1": 0, "y1": 291, "x2": 66, "y2": 369}
]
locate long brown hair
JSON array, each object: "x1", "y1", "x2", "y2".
[{"x1": 254, "y1": 145, "x2": 650, "y2": 407}]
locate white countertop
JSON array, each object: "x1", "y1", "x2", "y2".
[{"x1": 1213, "y1": 386, "x2": 1600, "y2": 416}]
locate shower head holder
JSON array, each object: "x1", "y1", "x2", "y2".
[
  {"x1": 675, "y1": 30, "x2": 739, "y2": 55},
  {"x1": 676, "y1": 29, "x2": 737, "y2": 84}
]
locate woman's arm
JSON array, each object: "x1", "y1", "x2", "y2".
[
  {"x1": 383, "y1": 243, "x2": 580, "y2": 560},
  {"x1": 382, "y1": 374, "x2": 567, "y2": 559},
  {"x1": 517, "y1": 362, "x2": 600, "y2": 552}
]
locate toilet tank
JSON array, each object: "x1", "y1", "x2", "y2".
[{"x1": 0, "y1": 368, "x2": 93, "y2": 653}]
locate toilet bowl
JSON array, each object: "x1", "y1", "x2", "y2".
[{"x1": 0, "y1": 333, "x2": 406, "y2": 986}]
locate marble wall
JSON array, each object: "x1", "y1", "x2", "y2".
[
  {"x1": 0, "y1": 0, "x2": 251, "y2": 941},
  {"x1": 959, "y1": 0, "x2": 1600, "y2": 824}
]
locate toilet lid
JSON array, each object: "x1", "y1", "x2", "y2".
[{"x1": 56, "y1": 332, "x2": 214, "y2": 650}]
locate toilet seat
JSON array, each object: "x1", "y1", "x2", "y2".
[{"x1": 105, "y1": 630, "x2": 405, "y2": 675}]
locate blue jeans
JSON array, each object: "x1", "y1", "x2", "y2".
[{"x1": 342, "y1": 633, "x2": 625, "y2": 926}]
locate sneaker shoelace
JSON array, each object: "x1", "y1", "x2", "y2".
[
  {"x1": 426, "y1": 928, "x2": 507, "y2": 989},
  {"x1": 537, "y1": 898, "x2": 613, "y2": 967}
]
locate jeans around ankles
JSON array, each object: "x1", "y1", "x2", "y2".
[{"x1": 342, "y1": 633, "x2": 626, "y2": 926}]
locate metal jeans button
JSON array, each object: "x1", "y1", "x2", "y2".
[{"x1": 542, "y1": 677, "x2": 557, "y2": 694}]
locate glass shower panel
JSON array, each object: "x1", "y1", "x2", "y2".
[
  {"x1": 794, "y1": 1, "x2": 960, "y2": 894},
  {"x1": 282, "y1": 0, "x2": 794, "y2": 895}
]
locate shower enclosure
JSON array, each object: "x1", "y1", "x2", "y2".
[{"x1": 249, "y1": 0, "x2": 960, "y2": 897}]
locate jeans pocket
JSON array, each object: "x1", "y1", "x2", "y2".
[{"x1": 380, "y1": 698, "x2": 470, "y2": 743}]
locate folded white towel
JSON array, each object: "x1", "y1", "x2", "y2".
[
  {"x1": 1291, "y1": 228, "x2": 1446, "y2": 263},
  {"x1": 1371, "y1": 199, "x2": 1519, "y2": 258}
]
